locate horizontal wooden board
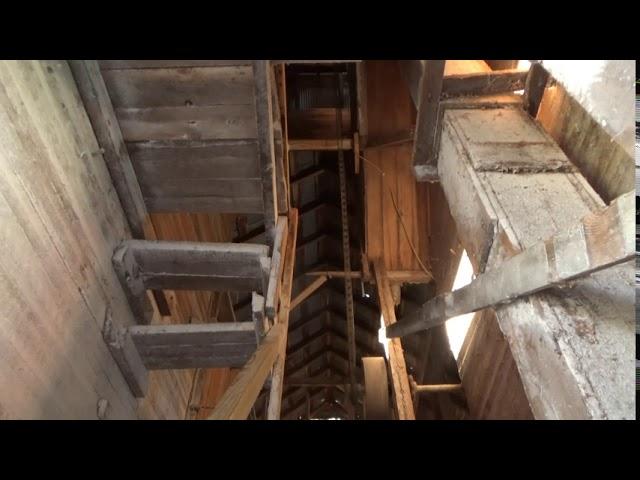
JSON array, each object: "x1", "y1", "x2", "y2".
[
  {"x1": 138, "y1": 177, "x2": 263, "y2": 199},
  {"x1": 145, "y1": 195, "x2": 263, "y2": 214},
  {"x1": 128, "y1": 140, "x2": 260, "y2": 179},
  {"x1": 102, "y1": 66, "x2": 254, "y2": 108},
  {"x1": 99, "y1": 60, "x2": 252, "y2": 69},
  {"x1": 129, "y1": 322, "x2": 256, "y2": 346},
  {"x1": 116, "y1": 105, "x2": 257, "y2": 142},
  {"x1": 288, "y1": 108, "x2": 351, "y2": 138}
]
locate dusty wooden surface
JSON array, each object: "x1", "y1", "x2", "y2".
[{"x1": 438, "y1": 107, "x2": 634, "y2": 419}]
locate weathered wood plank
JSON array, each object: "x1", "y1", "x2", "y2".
[
  {"x1": 252, "y1": 292, "x2": 268, "y2": 341},
  {"x1": 145, "y1": 195, "x2": 263, "y2": 214},
  {"x1": 99, "y1": 60, "x2": 252, "y2": 69},
  {"x1": 116, "y1": 105, "x2": 257, "y2": 142},
  {"x1": 288, "y1": 138, "x2": 353, "y2": 151},
  {"x1": 102, "y1": 66, "x2": 254, "y2": 108},
  {"x1": 523, "y1": 62, "x2": 550, "y2": 118},
  {"x1": 373, "y1": 260, "x2": 416, "y2": 420},
  {"x1": 265, "y1": 216, "x2": 289, "y2": 318},
  {"x1": 305, "y1": 270, "x2": 432, "y2": 283},
  {"x1": 128, "y1": 322, "x2": 257, "y2": 370},
  {"x1": 253, "y1": 60, "x2": 278, "y2": 245},
  {"x1": 138, "y1": 177, "x2": 263, "y2": 199},
  {"x1": 387, "y1": 191, "x2": 634, "y2": 338},
  {"x1": 411, "y1": 60, "x2": 446, "y2": 181},
  {"x1": 441, "y1": 69, "x2": 528, "y2": 98},
  {"x1": 103, "y1": 311, "x2": 149, "y2": 397}
]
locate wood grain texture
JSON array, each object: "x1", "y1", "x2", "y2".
[{"x1": 102, "y1": 66, "x2": 254, "y2": 108}]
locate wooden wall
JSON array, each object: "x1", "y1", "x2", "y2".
[
  {"x1": 457, "y1": 310, "x2": 533, "y2": 419},
  {"x1": 537, "y1": 82, "x2": 634, "y2": 203},
  {"x1": 0, "y1": 60, "x2": 237, "y2": 419},
  {"x1": 0, "y1": 60, "x2": 142, "y2": 419}
]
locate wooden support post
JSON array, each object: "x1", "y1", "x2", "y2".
[
  {"x1": 372, "y1": 260, "x2": 415, "y2": 420},
  {"x1": 290, "y1": 276, "x2": 329, "y2": 311},
  {"x1": 387, "y1": 191, "x2": 634, "y2": 339},
  {"x1": 265, "y1": 216, "x2": 289, "y2": 318},
  {"x1": 411, "y1": 60, "x2": 446, "y2": 182},
  {"x1": 266, "y1": 209, "x2": 299, "y2": 420},
  {"x1": 253, "y1": 60, "x2": 278, "y2": 246},
  {"x1": 353, "y1": 132, "x2": 360, "y2": 174}
]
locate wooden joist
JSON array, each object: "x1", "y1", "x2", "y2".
[
  {"x1": 265, "y1": 216, "x2": 289, "y2": 318},
  {"x1": 267, "y1": 209, "x2": 299, "y2": 420},
  {"x1": 372, "y1": 260, "x2": 416, "y2": 420},
  {"x1": 129, "y1": 322, "x2": 257, "y2": 370},
  {"x1": 253, "y1": 60, "x2": 279, "y2": 246},
  {"x1": 113, "y1": 240, "x2": 270, "y2": 323},
  {"x1": 386, "y1": 190, "x2": 634, "y2": 338}
]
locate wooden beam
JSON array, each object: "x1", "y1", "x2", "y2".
[
  {"x1": 208, "y1": 322, "x2": 285, "y2": 420},
  {"x1": 102, "y1": 309, "x2": 148, "y2": 397},
  {"x1": 113, "y1": 240, "x2": 270, "y2": 323},
  {"x1": 253, "y1": 60, "x2": 278, "y2": 246},
  {"x1": 523, "y1": 62, "x2": 550, "y2": 118},
  {"x1": 267, "y1": 208, "x2": 300, "y2": 419},
  {"x1": 265, "y1": 216, "x2": 289, "y2": 318},
  {"x1": 290, "y1": 276, "x2": 329, "y2": 311},
  {"x1": 415, "y1": 384, "x2": 462, "y2": 393},
  {"x1": 252, "y1": 292, "x2": 268, "y2": 342},
  {"x1": 411, "y1": 60, "x2": 446, "y2": 182},
  {"x1": 284, "y1": 376, "x2": 349, "y2": 387},
  {"x1": 288, "y1": 138, "x2": 353, "y2": 151},
  {"x1": 353, "y1": 132, "x2": 360, "y2": 174},
  {"x1": 386, "y1": 191, "x2": 634, "y2": 338},
  {"x1": 441, "y1": 69, "x2": 528, "y2": 99},
  {"x1": 69, "y1": 60, "x2": 147, "y2": 239},
  {"x1": 305, "y1": 270, "x2": 432, "y2": 284},
  {"x1": 290, "y1": 165, "x2": 329, "y2": 184},
  {"x1": 372, "y1": 260, "x2": 416, "y2": 420},
  {"x1": 128, "y1": 322, "x2": 257, "y2": 370}
]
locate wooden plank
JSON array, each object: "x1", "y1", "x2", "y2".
[
  {"x1": 305, "y1": 270, "x2": 432, "y2": 283},
  {"x1": 441, "y1": 69, "x2": 528, "y2": 98},
  {"x1": 102, "y1": 66, "x2": 254, "y2": 108},
  {"x1": 290, "y1": 276, "x2": 328, "y2": 311},
  {"x1": 129, "y1": 322, "x2": 257, "y2": 370},
  {"x1": 253, "y1": 60, "x2": 278, "y2": 245},
  {"x1": 208, "y1": 322, "x2": 286, "y2": 420},
  {"x1": 411, "y1": 60, "x2": 446, "y2": 181},
  {"x1": 266, "y1": 209, "x2": 299, "y2": 420},
  {"x1": 99, "y1": 60, "x2": 252, "y2": 69},
  {"x1": 127, "y1": 139, "x2": 260, "y2": 180},
  {"x1": 265, "y1": 216, "x2": 289, "y2": 318},
  {"x1": 116, "y1": 105, "x2": 257, "y2": 142},
  {"x1": 113, "y1": 240, "x2": 270, "y2": 323},
  {"x1": 138, "y1": 177, "x2": 263, "y2": 199},
  {"x1": 290, "y1": 165, "x2": 328, "y2": 184},
  {"x1": 386, "y1": 191, "x2": 634, "y2": 338},
  {"x1": 523, "y1": 62, "x2": 550, "y2": 118},
  {"x1": 284, "y1": 376, "x2": 349, "y2": 387},
  {"x1": 145, "y1": 195, "x2": 263, "y2": 214},
  {"x1": 103, "y1": 311, "x2": 149, "y2": 397},
  {"x1": 68, "y1": 60, "x2": 148, "y2": 239},
  {"x1": 373, "y1": 259, "x2": 415, "y2": 420},
  {"x1": 288, "y1": 138, "x2": 353, "y2": 151},
  {"x1": 287, "y1": 108, "x2": 351, "y2": 138},
  {"x1": 353, "y1": 132, "x2": 360, "y2": 174}
]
